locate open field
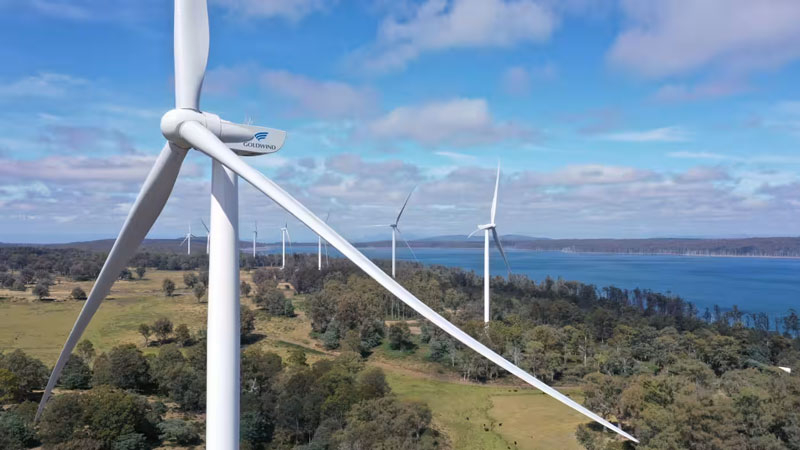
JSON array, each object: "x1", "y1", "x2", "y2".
[{"x1": 0, "y1": 269, "x2": 585, "y2": 449}]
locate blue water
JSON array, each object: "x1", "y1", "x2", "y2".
[{"x1": 268, "y1": 246, "x2": 800, "y2": 316}]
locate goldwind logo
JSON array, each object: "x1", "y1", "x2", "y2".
[{"x1": 254, "y1": 131, "x2": 269, "y2": 141}]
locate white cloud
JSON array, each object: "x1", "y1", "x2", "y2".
[
  {"x1": 0, "y1": 154, "x2": 202, "y2": 183},
  {"x1": 260, "y1": 70, "x2": 377, "y2": 119},
  {"x1": 608, "y1": 0, "x2": 800, "y2": 78},
  {"x1": 652, "y1": 80, "x2": 748, "y2": 103},
  {"x1": 366, "y1": 98, "x2": 530, "y2": 146},
  {"x1": 358, "y1": 0, "x2": 558, "y2": 72},
  {"x1": 598, "y1": 126, "x2": 689, "y2": 143},
  {"x1": 210, "y1": 0, "x2": 332, "y2": 21},
  {"x1": 0, "y1": 72, "x2": 88, "y2": 98}
]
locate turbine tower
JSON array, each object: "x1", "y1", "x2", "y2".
[
  {"x1": 318, "y1": 212, "x2": 330, "y2": 270},
  {"x1": 469, "y1": 164, "x2": 511, "y2": 323},
  {"x1": 200, "y1": 218, "x2": 210, "y2": 254},
  {"x1": 180, "y1": 223, "x2": 195, "y2": 255},
  {"x1": 280, "y1": 222, "x2": 291, "y2": 269},
  {"x1": 252, "y1": 221, "x2": 257, "y2": 257},
  {"x1": 373, "y1": 187, "x2": 417, "y2": 278},
  {"x1": 34, "y1": 2, "x2": 637, "y2": 447}
]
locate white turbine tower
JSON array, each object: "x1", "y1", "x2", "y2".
[
  {"x1": 252, "y1": 221, "x2": 257, "y2": 257},
  {"x1": 180, "y1": 223, "x2": 195, "y2": 255},
  {"x1": 200, "y1": 218, "x2": 210, "y2": 254},
  {"x1": 34, "y1": 2, "x2": 637, "y2": 446},
  {"x1": 280, "y1": 222, "x2": 291, "y2": 269},
  {"x1": 318, "y1": 212, "x2": 330, "y2": 270},
  {"x1": 469, "y1": 165, "x2": 511, "y2": 324},
  {"x1": 373, "y1": 187, "x2": 417, "y2": 278}
]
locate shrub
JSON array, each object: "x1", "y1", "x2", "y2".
[
  {"x1": 32, "y1": 283, "x2": 49, "y2": 300},
  {"x1": 158, "y1": 419, "x2": 200, "y2": 445},
  {"x1": 162, "y1": 278, "x2": 175, "y2": 297},
  {"x1": 70, "y1": 287, "x2": 87, "y2": 300},
  {"x1": 174, "y1": 324, "x2": 191, "y2": 347}
]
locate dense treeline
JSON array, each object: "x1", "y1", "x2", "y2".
[
  {"x1": 0, "y1": 343, "x2": 443, "y2": 449},
  {"x1": 282, "y1": 256, "x2": 800, "y2": 449}
]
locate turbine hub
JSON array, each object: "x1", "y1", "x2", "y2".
[{"x1": 478, "y1": 223, "x2": 495, "y2": 230}]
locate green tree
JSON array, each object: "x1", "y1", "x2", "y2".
[
  {"x1": 92, "y1": 345, "x2": 150, "y2": 391},
  {"x1": 0, "y1": 350, "x2": 48, "y2": 395},
  {"x1": 240, "y1": 280, "x2": 252, "y2": 298},
  {"x1": 32, "y1": 282, "x2": 49, "y2": 300},
  {"x1": 76, "y1": 339, "x2": 95, "y2": 363},
  {"x1": 70, "y1": 286, "x2": 87, "y2": 300},
  {"x1": 58, "y1": 355, "x2": 91, "y2": 390},
  {"x1": 135, "y1": 266, "x2": 146, "y2": 280},
  {"x1": 0, "y1": 369, "x2": 23, "y2": 403},
  {"x1": 162, "y1": 278, "x2": 175, "y2": 297},
  {"x1": 152, "y1": 318, "x2": 173, "y2": 343},
  {"x1": 241, "y1": 305, "x2": 256, "y2": 342},
  {"x1": 333, "y1": 397, "x2": 440, "y2": 449},
  {"x1": 138, "y1": 323, "x2": 152, "y2": 346},
  {"x1": 174, "y1": 324, "x2": 191, "y2": 347},
  {"x1": 0, "y1": 409, "x2": 38, "y2": 449},
  {"x1": 157, "y1": 419, "x2": 200, "y2": 445},
  {"x1": 183, "y1": 272, "x2": 199, "y2": 289},
  {"x1": 193, "y1": 283, "x2": 206, "y2": 303},
  {"x1": 388, "y1": 322, "x2": 415, "y2": 351}
]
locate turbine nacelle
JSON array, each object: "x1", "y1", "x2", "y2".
[
  {"x1": 161, "y1": 108, "x2": 287, "y2": 156},
  {"x1": 478, "y1": 223, "x2": 496, "y2": 230}
]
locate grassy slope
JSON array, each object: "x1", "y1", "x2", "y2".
[{"x1": 0, "y1": 269, "x2": 584, "y2": 449}]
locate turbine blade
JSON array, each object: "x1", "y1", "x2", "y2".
[
  {"x1": 467, "y1": 227, "x2": 482, "y2": 239},
  {"x1": 396, "y1": 227, "x2": 419, "y2": 263},
  {"x1": 180, "y1": 236, "x2": 188, "y2": 245},
  {"x1": 200, "y1": 218, "x2": 209, "y2": 232},
  {"x1": 174, "y1": 0, "x2": 209, "y2": 109},
  {"x1": 491, "y1": 228, "x2": 511, "y2": 276},
  {"x1": 36, "y1": 142, "x2": 187, "y2": 421},
  {"x1": 324, "y1": 240, "x2": 329, "y2": 266},
  {"x1": 178, "y1": 121, "x2": 638, "y2": 443},
  {"x1": 395, "y1": 186, "x2": 415, "y2": 225},
  {"x1": 325, "y1": 211, "x2": 330, "y2": 223},
  {"x1": 490, "y1": 163, "x2": 500, "y2": 224}
]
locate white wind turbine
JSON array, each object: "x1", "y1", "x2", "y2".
[
  {"x1": 180, "y1": 223, "x2": 196, "y2": 255},
  {"x1": 200, "y1": 218, "x2": 210, "y2": 254},
  {"x1": 318, "y1": 212, "x2": 330, "y2": 270},
  {"x1": 252, "y1": 221, "x2": 257, "y2": 257},
  {"x1": 468, "y1": 164, "x2": 511, "y2": 323},
  {"x1": 372, "y1": 187, "x2": 417, "y2": 278},
  {"x1": 280, "y1": 222, "x2": 292, "y2": 269},
  {"x1": 34, "y1": 1, "x2": 637, "y2": 446}
]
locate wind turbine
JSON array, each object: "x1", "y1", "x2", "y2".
[
  {"x1": 373, "y1": 187, "x2": 417, "y2": 278},
  {"x1": 318, "y1": 212, "x2": 330, "y2": 270},
  {"x1": 468, "y1": 164, "x2": 511, "y2": 323},
  {"x1": 180, "y1": 223, "x2": 196, "y2": 255},
  {"x1": 34, "y1": 1, "x2": 637, "y2": 447},
  {"x1": 200, "y1": 218, "x2": 210, "y2": 254},
  {"x1": 280, "y1": 222, "x2": 292, "y2": 269},
  {"x1": 252, "y1": 221, "x2": 257, "y2": 257}
]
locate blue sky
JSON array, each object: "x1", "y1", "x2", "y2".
[{"x1": 1, "y1": 0, "x2": 799, "y2": 243}]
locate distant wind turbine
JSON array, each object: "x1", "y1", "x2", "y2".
[
  {"x1": 280, "y1": 222, "x2": 291, "y2": 269},
  {"x1": 252, "y1": 221, "x2": 257, "y2": 257},
  {"x1": 468, "y1": 164, "x2": 511, "y2": 323},
  {"x1": 372, "y1": 187, "x2": 418, "y2": 278},
  {"x1": 180, "y1": 223, "x2": 196, "y2": 255}
]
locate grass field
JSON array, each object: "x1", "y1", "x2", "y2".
[{"x1": 0, "y1": 269, "x2": 585, "y2": 449}]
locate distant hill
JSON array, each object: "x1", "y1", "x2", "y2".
[{"x1": 3, "y1": 235, "x2": 800, "y2": 257}]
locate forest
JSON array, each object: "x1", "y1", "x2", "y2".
[{"x1": 0, "y1": 246, "x2": 799, "y2": 449}]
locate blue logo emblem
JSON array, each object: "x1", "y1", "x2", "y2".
[{"x1": 254, "y1": 132, "x2": 269, "y2": 141}]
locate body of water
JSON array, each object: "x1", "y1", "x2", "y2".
[{"x1": 265, "y1": 246, "x2": 800, "y2": 316}]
